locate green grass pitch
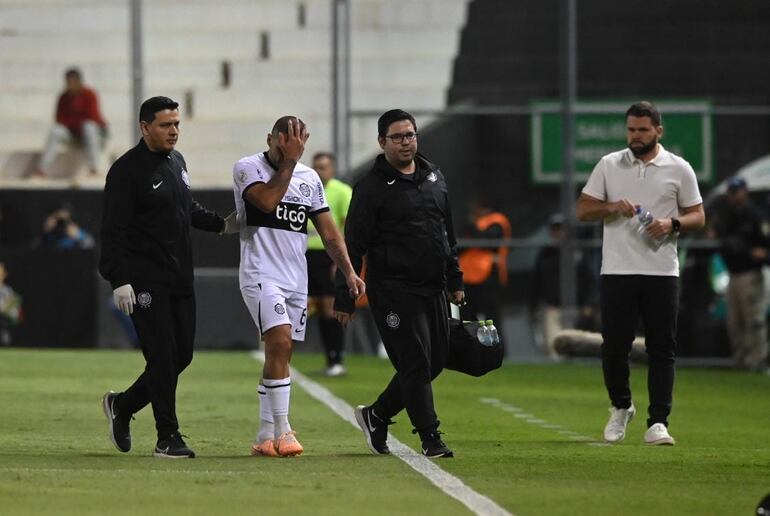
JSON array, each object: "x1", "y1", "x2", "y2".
[{"x1": 0, "y1": 348, "x2": 768, "y2": 515}]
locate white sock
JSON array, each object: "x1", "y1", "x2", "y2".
[
  {"x1": 257, "y1": 383, "x2": 274, "y2": 443},
  {"x1": 263, "y1": 377, "x2": 292, "y2": 438}
]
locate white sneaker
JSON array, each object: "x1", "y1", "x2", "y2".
[
  {"x1": 644, "y1": 423, "x2": 675, "y2": 445},
  {"x1": 603, "y1": 404, "x2": 636, "y2": 443},
  {"x1": 325, "y1": 363, "x2": 347, "y2": 377}
]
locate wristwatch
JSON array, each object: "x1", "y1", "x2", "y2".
[{"x1": 671, "y1": 217, "x2": 681, "y2": 233}]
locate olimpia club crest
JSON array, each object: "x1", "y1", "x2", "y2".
[
  {"x1": 137, "y1": 291, "x2": 152, "y2": 309},
  {"x1": 299, "y1": 182, "x2": 311, "y2": 197},
  {"x1": 385, "y1": 311, "x2": 400, "y2": 329}
]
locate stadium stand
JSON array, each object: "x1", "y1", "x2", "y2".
[{"x1": 0, "y1": 0, "x2": 470, "y2": 187}]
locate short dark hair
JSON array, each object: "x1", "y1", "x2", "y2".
[
  {"x1": 726, "y1": 176, "x2": 747, "y2": 193},
  {"x1": 626, "y1": 101, "x2": 662, "y2": 126},
  {"x1": 64, "y1": 68, "x2": 82, "y2": 80},
  {"x1": 377, "y1": 109, "x2": 417, "y2": 137},
  {"x1": 312, "y1": 151, "x2": 335, "y2": 163},
  {"x1": 271, "y1": 115, "x2": 305, "y2": 136},
  {"x1": 49, "y1": 201, "x2": 74, "y2": 217},
  {"x1": 139, "y1": 96, "x2": 179, "y2": 123}
]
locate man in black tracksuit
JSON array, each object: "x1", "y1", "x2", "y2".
[
  {"x1": 99, "y1": 96, "x2": 236, "y2": 458},
  {"x1": 334, "y1": 109, "x2": 464, "y2": 458}
]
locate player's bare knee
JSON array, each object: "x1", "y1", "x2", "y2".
[
  {"x1": 265, "y1": 338, "x2": 292, "y2": 359},
  {"x1": 264, "y1": 325, "x2": 293, "y2": 362}
]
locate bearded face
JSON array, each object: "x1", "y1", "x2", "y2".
[{"x1": 626, "y1": 115, "x2": 662, "y2": 158}]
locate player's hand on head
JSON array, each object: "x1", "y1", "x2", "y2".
[
  {"x1": 291, "y1": 117, "x2": 310, "y2": 144},
  {"x1": 278, "y1": 118, "x2": 307, "y2": 164}
]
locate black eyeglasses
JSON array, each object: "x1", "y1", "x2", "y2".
[{"x1": 384, "y1": 132, "x2": 418, "y2": 144}]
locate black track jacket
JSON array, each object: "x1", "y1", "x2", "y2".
[
  {"x1": 712, "y1": 199, "x2": 770, "y2": 274},
  {"x1": 334, "y1": 153, "x2": 463, "y2": 313},
  {"x1": 99, "y1": 139, "x2": 224, "y2": 295}
]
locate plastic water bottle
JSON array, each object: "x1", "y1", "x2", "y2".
[
  {"x1": 635, "y1": 207, "x2": 664, "y2": 249},
  {"x1": 476, "y1": 321, "x2": 493, "y2": 346},
  {"x1": 485, "y1": 320, "x2": 500, "y2": 345},
  {"x1": 635, "y1": 207, "x2": 653, "y2": 233}
]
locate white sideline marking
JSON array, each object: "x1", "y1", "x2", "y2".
[
  {"x1": 480, "y1": 398, "x2": 610, "y2": 448},
  {"x1": 252, "y1": 352, "x2": 512, "y2": 516}
]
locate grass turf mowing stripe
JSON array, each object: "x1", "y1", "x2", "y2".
[
  {"x1": 252, "y1": 352, "x2": 513, "y2": 516},
  {"x1": 480, "y1": 397, "x2": 610, "y2": 447},
  {"x1": 1, "y1": 349, "x2": 478, "y2": 516}
]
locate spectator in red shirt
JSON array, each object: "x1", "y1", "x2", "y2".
[{"x1": 35, "y1": 68, "x2": 108, "y2": 177}]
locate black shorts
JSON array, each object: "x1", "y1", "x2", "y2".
[{"x1": 306, "y1": 249, "x2": 335, "y2": 296}]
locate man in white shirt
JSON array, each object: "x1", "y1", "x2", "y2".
[
  {"x1": 576, "y1": 101, "x2": 705, "y2": 446},
  {"x1": 233, "y1": 117, "x2": 364, "y2": 457}
]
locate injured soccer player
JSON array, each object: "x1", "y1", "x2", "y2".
[{"x1": 231, "y1": 116, "x2": 365, "y2": 457}]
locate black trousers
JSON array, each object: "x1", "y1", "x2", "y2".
[
  {"x1": 600, "y1": 275, "x2": 678, "y2": 427},
  {"x1": 368, "y1": 288, "x2": 449, "y2": 436},
  {"x1": 116, "y1": 288, "x2": 196, "y2": 440},
  {"x1": 306, "y1": 250, "x2": 344, "y2": 366}
]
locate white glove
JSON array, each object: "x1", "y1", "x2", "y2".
[
  {"x1": 113, "y1": 284, "x2": 136, "y2": 315},
  {"x1": 220, "y1": 210, "x2": 239, "y2": 235}
]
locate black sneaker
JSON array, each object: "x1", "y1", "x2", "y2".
[
  {"x1": 354, "y1": 405, "x2": 392, "y2": 454},
  {"x1": 102, "y1": 391, "x2": 131, "y2": 453},
  {"x1": 154, "y1": 433, "x2": 196, "y2": 459},
  {"x1": 421, "y1": 431, "x2": 454, "y2": 458}
]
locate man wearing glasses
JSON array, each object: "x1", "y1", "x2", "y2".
[{"x1": 334, "y1": 109, "x2": 464, "y2": 458}]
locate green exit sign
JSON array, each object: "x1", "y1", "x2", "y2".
[{"x1": 530, "y1": 101, "x2": 713, "y2": 185}]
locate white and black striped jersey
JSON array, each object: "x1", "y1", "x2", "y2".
[{"x1": 233, "y1": 151, "x2": 329, "y2": 293}]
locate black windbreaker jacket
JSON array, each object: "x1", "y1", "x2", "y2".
[
  {"x1": 334, "y1": 153, "x2": 463, "y2": 313},
  {"x1": 713, "y1": 199, "x2": 770, "y2": 274},
  {"x1": 99, "y1": 139, "x2": 224, "y2": 295}
]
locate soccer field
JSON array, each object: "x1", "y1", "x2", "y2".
[{"x1": 0, "y1": 349, "x2": 767, "y2": 515}]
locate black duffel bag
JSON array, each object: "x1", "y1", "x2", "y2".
[{"x1": 445, "y1": 318, "x2": 504, "y2": 377}]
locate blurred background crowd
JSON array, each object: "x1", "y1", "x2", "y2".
[{"x1": 0, "y1": 0, "x2": 769, "y2": 372}]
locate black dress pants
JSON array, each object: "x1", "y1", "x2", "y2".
[
  {"x1": 116, "y1": 288, "x2": 196, "y2": 439},
  {"x1": 600, "y1": 275, "x2": 678, "y2": 427},
  {"x1": 368, "y1": 288, "x2": 449, "y2": 435}
]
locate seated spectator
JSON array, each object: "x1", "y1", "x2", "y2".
[
  {"x1": 41, "y1": 203, "x2": 95, "y2": 249},
  {"x1": 0, "y1": 262, "x2": 22, "y2": 346},
  {"x1": 33, "y1": 67, "x2": 108, "y2": 178}
]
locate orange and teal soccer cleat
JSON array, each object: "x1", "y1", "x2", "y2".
[
  {"x1": 275, "y1": 431, "x2": 303, "y2": 457},
  {"x1": 250, "y1": 439, "x2": 279, "y2": 457}
]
